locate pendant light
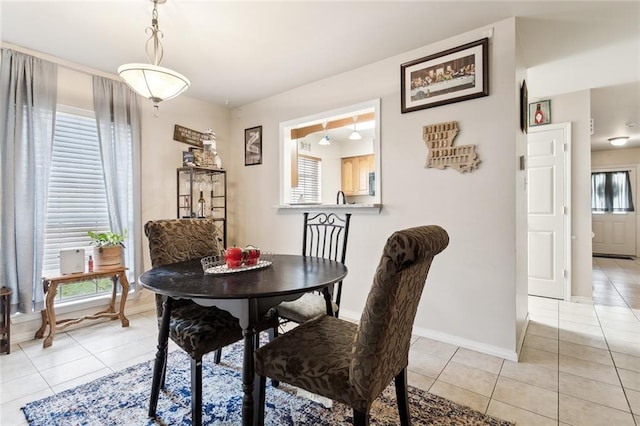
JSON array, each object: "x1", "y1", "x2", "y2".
[
  {"x1": 319, "y1": 121, "x2": 330, "y2": 145},
  {"x1": 118, "y1": 0, "x2": 190, "y2": 116},
  {"x1": 349, "y1": 116, "x2": 362, "y2": 140}
]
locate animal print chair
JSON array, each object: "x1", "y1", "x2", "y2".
[
  {"x1": 144, "y1": 219, "x2": 276, "y2": 426},
  {"x1": 254, "y1": 225, "x2": 449, "y2": 426}
]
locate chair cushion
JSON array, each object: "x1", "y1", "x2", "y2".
[
  {"x1": 168, "y1": 301, "x2": 243, "y2": 360},
  {"x1": 277, "y1": 292, "x2": 339, "y2": 323},
  {"x1": 162, "y1": 299, "x2": 278, "y2": 360},
  {"x1": 254, "y1": 315, "x2": 370, "y2": 411}
]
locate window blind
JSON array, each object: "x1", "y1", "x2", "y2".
[
  {"x1": 290, "y1": 155, "x2": 321, "y2": 203},
  {"x1": 42, "y1": 110, "x2": 111, "y2": 272}
]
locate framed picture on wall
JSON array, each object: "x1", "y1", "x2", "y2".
[
  {"x1": 182, "y1": 151, "x2": 195, "y2": 166},
  {"x1": 401, "y1": 38, "x2": 489, "y2": 113},
  {"x1": 520, "y1": 80, "x2": 528, "y2": 133},
  {"x1": 529, "y1": 100, "x2": 551, "y2": 127},
  {"x1": 245, "y1": 125, "x2": 262, "y2": 166}
]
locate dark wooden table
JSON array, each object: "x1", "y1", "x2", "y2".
[{"x1": 138, "y1": 254, "x2": 348, "y2": 426}]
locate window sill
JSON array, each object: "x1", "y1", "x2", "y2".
[{"x1": 276, "y1": 203, "x2": 382, "y2": 213}]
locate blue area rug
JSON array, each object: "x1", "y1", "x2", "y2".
[{"x1": 22, "y1": 340, "x2": 512, "y2": 425}]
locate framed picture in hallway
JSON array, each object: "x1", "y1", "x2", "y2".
[
  {"x1": 528, "y1": 100, "x2": 551, "y2": 127},
  {"x1": 401, "y1": 38, "x2": 489, "y2": 113},
  {"x1": 244, "y1": 125, "x2": 262, "y2": 166},
  {"x1": 520, "y1": 80, "x2": 528, "y2": 133}
]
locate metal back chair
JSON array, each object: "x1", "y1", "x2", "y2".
[{"x1": 277, "y1": 212, "x2": 351, "y2": 324}]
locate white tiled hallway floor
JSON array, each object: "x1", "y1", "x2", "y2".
[
  {"x1": 1, "y1": 257, "x2": 639, "y2": 425},
  {"x1": 406, "y1": 256, "x2": 640, "y2": 425}
]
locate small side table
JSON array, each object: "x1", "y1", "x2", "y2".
[
  {"x1": 34, "y1": 268, "x2": 130, "y2": 348},
  {"x1": 0, "y1": 287, "x2": 12, "y2": 354}
]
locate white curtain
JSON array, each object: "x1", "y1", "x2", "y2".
[
  {"x1": 0, "y1": 49, "x2": 57, "y2": 313},
  {"x1": 591, "y1": 171, "x2": 634, "y2": 212},
  {"x1": 92, "y1": 76, "x2": 143, "y2": 282}
]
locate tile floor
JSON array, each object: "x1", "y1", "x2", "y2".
[{"x1": 1, "y1": 256, "x2": 639, "y2": 425}]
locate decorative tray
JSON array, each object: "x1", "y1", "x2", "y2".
[
  {"x1": 204, "y1": 260, "x2": 272, "y2": 275},
  {"x1": 201, "y1": 253, "x2": 273, "y2": 275}
]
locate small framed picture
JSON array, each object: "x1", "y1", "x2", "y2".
[
  {"x1": 182, "y1": 151, "x2": 195, "y2": 166},
  {"x1": 188, "y1": 147, "x2": 204, "y2": 167},
  {"x1": 528, "y1": 100, "x2": 551, "y2": 127},
  {"x1": 245, "y1": 125, "x2": 262, "y2": 166}
]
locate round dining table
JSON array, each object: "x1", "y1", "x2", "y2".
[{"x1": 139, "y1": 254, "x2": 348, "y2": 426}]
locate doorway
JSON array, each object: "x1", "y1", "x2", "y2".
[
  {"x1": 590, "y1": 161, "x2": 639, "y2": 309},
  {"x1": 591, "y1": 166, "x2": 637, "y2": 257}
]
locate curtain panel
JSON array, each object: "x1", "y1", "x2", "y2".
[
  {"x1": 591, "y1": 171, "x2": 635, "y2": 212},
  {"x1": 92, "y1": 76, "x2": 143, "y2": 283},
  {"x1": 0, "y1": 48, "x2": 57, "y2": 313}
]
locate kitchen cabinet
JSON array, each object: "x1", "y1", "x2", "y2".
[{"x1": 341, "y1": 154, "x2": 374, "y2": 196}]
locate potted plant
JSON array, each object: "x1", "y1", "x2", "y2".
[{"x1": 87, "y1": 229, "x2": 127, "y2": 271}]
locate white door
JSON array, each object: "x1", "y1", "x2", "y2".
[
  {"x1": 592, "y1": 167, "x2": 637, "y2": 257},
  {"x1": 527, "y1": 123, "x2": 571, "y2": 300}
]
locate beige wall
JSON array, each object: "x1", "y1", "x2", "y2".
[
  {"x1": 593, "y1": 148, "x2": 640, "y2": 166},
  {"x1": 226, "y1": 19, "x2": 525, "y2": 359},
  {"x1": 527, "y1": 28, "x2": 639, "y2": 98},
  {"x1": 139, "y1": 92, "x2": 230, "y2": 270},
  {"x1": 514, "y1": 29, "x2": 529, "y2": 356}
]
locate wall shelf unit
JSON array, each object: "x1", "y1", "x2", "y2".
[{"x1": 176, "y1": 167, "x2": 227, "y2": 247}]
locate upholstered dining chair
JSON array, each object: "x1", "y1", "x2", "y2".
[
  {"x1": 144, "y1": 219, "x2": 276, "y2": 426},
  {"x1": 276, "y1": 212, "x2": 351, "y2": 324},
  {"x1": 254, "y1": 225, "x2": 449, "y2": 426}
]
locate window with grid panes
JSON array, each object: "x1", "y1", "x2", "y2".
[
  {"x1": 290, "y1": 154, "x2": 321, "y2": 203},
  {"x1": 42, "y1": 107, "x2": 113, "y2": 301}
]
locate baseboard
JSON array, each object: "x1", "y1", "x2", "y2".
[
  {"x1": 339, "y1": 308, "x2": 518, "y2": 362},
  {"x1": 571, "y1": 296, "x2": 594, "y2": 305},
  {"x1": 10, "y1": 298, "x2": 156, "y2": 345},
  {"x1": 516, "y1": 313, "x2": 530, "y2": 360},
  {"x1": 411, "y1": 326, "x2": 518, "y2": 361},
  {"x1": 337, "y1": 308, "x2": 361, "y2": 324},
  {"x1": 593, "y1": 254, "x2": 634, "y2": 260}
]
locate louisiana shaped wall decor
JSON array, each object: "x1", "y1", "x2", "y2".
[{"x1": 423, "y1": 121, "x2": 480, "y2": 173}]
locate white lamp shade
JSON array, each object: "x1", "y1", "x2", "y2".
[
  {"x1": 349, "y1": 131, "x2": 362, "y2": 140},
  {"x1": 608, "y1": 137, "x2": 629, "y2": 146},
  {"x1": 118, "y1": 63, "x2": 190, "y2": 102}
]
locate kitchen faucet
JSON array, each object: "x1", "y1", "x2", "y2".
[{"x1": 336, "y1": 190, "x2": 346, "y2": 204}]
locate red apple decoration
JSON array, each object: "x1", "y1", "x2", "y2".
[
  {"x1": 224, "y1": 246, "x2": 244, "y2": 269},
  {"x1": 245, "y1": 245, "x2": 260, "y2": 265}
]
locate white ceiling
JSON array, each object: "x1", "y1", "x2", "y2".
[
  {"x1": 590, "y1": 81, "x2": 640, "y2": 151},
  {"x1": 1, "y1": 1, "x2": 639, "y2": 150}
]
